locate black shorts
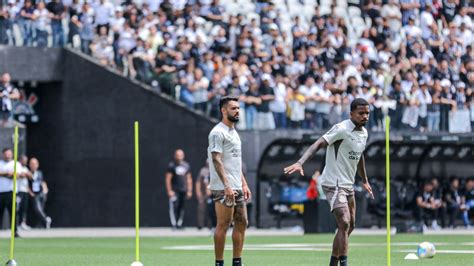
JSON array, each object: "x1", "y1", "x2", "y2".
[{"x1": 211, "y1": 189, "x2": 245, "y2": 207}]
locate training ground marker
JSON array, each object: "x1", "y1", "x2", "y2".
[
  {"x1": 385, "y1": 116, "x2": 391, "y2": 266},
  {"x1": 131, "y1": 122, "x2": 143, "y2": 266},
  {"x1": 5, "y1": 126, "x2": 19, "y2": 266}
]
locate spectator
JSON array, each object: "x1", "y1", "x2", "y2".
[
  {"x1": 389, "y1": 80, "x2": 406, "y2": 130},
  {"x1": 287, "y1": 85, "x2": 306, "y2": 128},
  {"x1": 93, "y1": 0, "x2": 113, "y2": 35},
  {"x1": 441, "y1": 0, "x2": 459, "y2": 28},
  {"x1": 416, "y1": 181, "x2": 442, "y2": 230},
  {"x1": 427, "y1": 81, "x2": 442, "y2": 132},
  {"x1": 19, "y1": 0, "x2": 35, "y2": 46},
  {"x1": 244, "y1": 83, "x2": 261, "y2": 130},
  {"x1": 400, "y1": 0, "x2": 421, "y2": 26},
  {"x1": 256, "y1": 75, "x2": 275, "y2": 130},
  {"x1": 417, "y1": 80, "x2": 432, "y2": 132},
  {"x1": 462, "y1": 178, "x2": 474, "y2": 227},
  {"x1": 444, "y1": 177, "x2": 463, "y2": 228},
  {"x1": 165, "y1": 149, "x2": 192, "y2": 230},
  {"x1": 78, "y1": 2, "x2": 95, "y2": 55},
  {"x1": 381, "y1": 0, "x2": 402, "y2": 33},
  {"x1": 17, "y1": 155, "x2": 32, "y2": 230},
  {"x1": 431, "y1": 177, "x2": 447, "y2": 227},
  {"x1": 0, "y1": 72, "x2": 20, "y2": 126},
  {"x1": 439, "y1": 79, "x2": 456, "y2": 131},
  {"x1": 46, "y1": 0, "x2": 65, "y2": 47},
  {"x1": 298, "y1": 76, "x2": 318, "y2": 129},
  {"x1": 195, "y1": 160, "x2": 215, "y2": 230},
  {"x1": 189, "y1": 68, "x2": 210, "y2": 113},
  {"x1": 0, "y1": 0, "x2": 472, "y2": 132},
  {"x1": 28, "y1": 157, "x2": 51, "y2": 229},
  {"x1": 0, "y1": 148, "x2": 21, "y2": 236},
  {"x1": 270, "y1": 74, "x2": 288, "y2": 128},
  {"x1": 90, "y1": 25, "x2": 114, "y2": 66},
  {"x1": 67, "y1": 0, "x2": 81, "y2": 48},
  {"x1": 315, "y1": 82, "x2": 334, "y2": 130},
  {"x1": 0, "y1": 2, "x2": 8, "y2": 45},
  {"x1": 32, "y1": 1, "x2": 49, "y2": 48}
]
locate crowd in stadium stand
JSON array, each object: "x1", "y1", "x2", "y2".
[{"x1": 0, "y1": 0, "x2": 473, "y2": 131}]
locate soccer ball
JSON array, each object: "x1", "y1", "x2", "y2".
[{"x1": 417, "y1": 242, "x2": 436, "y2": 258}]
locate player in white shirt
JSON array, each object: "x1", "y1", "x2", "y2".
[
  {"x1": 284, "y1": 98, "x2": 374, "y2": 266},
  {"x1": 208, "y1": 96, "x2": 251, "y2": 266}
]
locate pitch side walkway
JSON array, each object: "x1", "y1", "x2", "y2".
[{"x1": 0, "y1": 227, "x2": 472, "y2": 238}]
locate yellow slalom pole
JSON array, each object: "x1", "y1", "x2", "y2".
[
  {"x1": 385, "y1": 116, "x2": 391, "y2": 266},
  {"x1": 9, "y1": 126, "x2": 19, "y2": 261},
  {"x1": 134, "y1": 121, "x2": 141, "y2": 264}
]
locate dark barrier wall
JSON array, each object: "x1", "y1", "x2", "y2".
[
  {"x1": 0, "y1": 127, "x2": 27, "y2": 157},
  {"x1": 5, "y1": 47, "x2": 215, "y2": 227},
  {"x1": 0, "y1": 46, "x2": 63, "y2": 82}
]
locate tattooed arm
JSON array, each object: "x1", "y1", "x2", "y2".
[{"x1": 211, "y1": 152, "x2": 235, "y2": 201}]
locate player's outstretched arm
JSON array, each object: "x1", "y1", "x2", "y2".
[
  {"x1": 357, "y1": 154, "x2": 374, "y2": 199},
  {"x1": 283, "y1": 137, "x2": 328, "y2": 176}
]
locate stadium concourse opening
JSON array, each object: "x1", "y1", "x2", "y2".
[{"x1": 256, "y1": 133, "x2": 474, "y2": 232}]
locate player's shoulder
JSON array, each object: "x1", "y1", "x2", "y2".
[
  {"x1": 209, "y1": 123, "x2": 225, "y2": 135},
  {"x1": 210, "y1": 122, "x2": 233, "y2": 136},
  {"x1": 331, "y1": 120, "x2": 351, "y2": 132}
]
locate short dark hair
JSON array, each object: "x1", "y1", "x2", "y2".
[
  {"x1": 2, "y1": 148, "x2": 12, "y2": 153},
  {"x1": 219, "y1": 96, "x2": 239, "y2": 111},
  {"x1": 350, "y1": 98, "x2": 369, "y2": 111}
]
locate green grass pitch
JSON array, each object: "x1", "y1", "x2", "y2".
[{"x1": 1, "y1": 234, "x2": 472, "y2": 265}]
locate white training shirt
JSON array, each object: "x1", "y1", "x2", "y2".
[
  {"x1": 17, "y1": 165, "x2": 30, "y2": 193},
  {"x1": 0, "y1": 160, "x2": 24, "y2": 193},
  {"x1": 319, "y1": 119, "x2": 368, "y2": 189},
  {"x1": 207, "y1": 122, "x2": 242, "y2": 190}
]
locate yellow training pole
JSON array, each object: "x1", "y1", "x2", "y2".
[
  {"x1": 385, "y1": 116, "x2": 391, "y2": 266},
  {"x1": 9, "y1": 126, "x2": 19, "y2": 261},
  {"x1": 133, "y1": 121, "x2": 142, "y2": 266}
]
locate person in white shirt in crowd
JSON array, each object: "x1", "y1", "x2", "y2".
[
  {"x1": 420, "y1": 4, "x2": 435, "y2": 40},
  {"x1": 417, "y1": 80, "x2": 433, "y2": 132},
  {"x1": 90, "y1": 25, "x2": 114, "y2": 66},
  {"x1": 78, "y1": 1, "x2": 95, "y2": 55},
  {"x1": 315, "y1": 82, "x2": 334, "y2": 130},
  {"x1": 298, "y1": 76, "x2": 319, "y2": 129},
  {"x1": 32, "y1": 1, "x2": 50, "y2": 47},
  {"x1": 189, "y1": 67, "x2": 210, "y2": 114},
  {"x1": 109, "y1": 6, "x2": 125, "y2": 33},
  {"x1": 93, "y1": 0, "x2": 113, "y2": 34},
  {"x1": 269, "y1": 74, "x2": 288, "y2": 128}
]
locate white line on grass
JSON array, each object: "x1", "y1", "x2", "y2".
[
  {"x1": 163, "y1": 242, "x2": 474, "y2": 251},
  {"x1": 396, "y1": 249, "x2": 474, "y2": 254}
]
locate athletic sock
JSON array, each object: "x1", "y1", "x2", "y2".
[
  {"x1": 215, "y1": 260, "x2": 224, "y2": 266},
  {"x1": 232, "y1": 257, "x2": 242, "y2": 266},
  {"x1": 339, "y1": 256, "x2": 348, "y2": 266},
  {"x1": 330, "y1": 256, "x2": 339, "y2": 266}
]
